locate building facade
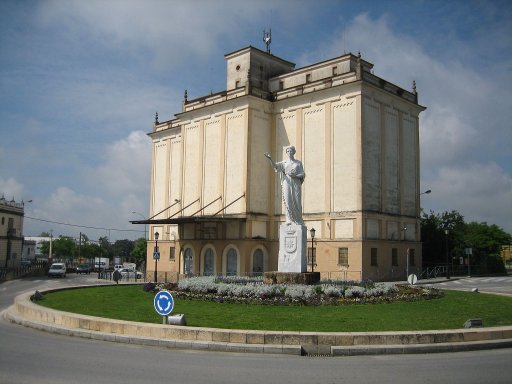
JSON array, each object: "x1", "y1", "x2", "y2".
[
  {"x1": 0, "y1": 196, "x2": 26, "y2": 268},
  {"x1": 138, "y1": 46, "x2": 426, "y2": 281}
]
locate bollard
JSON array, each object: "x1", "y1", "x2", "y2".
[{"x1": 167, "y1": 314, "x2": 186, "y2": 326}]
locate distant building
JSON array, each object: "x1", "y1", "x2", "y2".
[
  {"x1": 0, "y1": 196, "x2": 26, "y2": 267},
  {"x1": 21, "y1": 239, "x2": 36, "y2": 262},
  {"x1": 24, "y1": 236, "x2": 53, "y2": 261},
  {"x1": 138, "y1": 46, "x2": 426, "y2": 281}
]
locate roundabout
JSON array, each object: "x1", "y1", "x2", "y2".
[{"x1": 4, "y1": 282, "x2": 512, "y2": 356}]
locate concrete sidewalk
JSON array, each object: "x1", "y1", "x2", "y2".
[{"x1": 4, "y1": 287, "x2": 512, "y2": 356}]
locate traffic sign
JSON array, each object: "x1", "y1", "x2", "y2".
[
  {"x1": 154, "y1": 290, "x2": 174, "y2": 316},
  {"x1": 153, "y1": 251, "x2": 160, "y2": 260}
]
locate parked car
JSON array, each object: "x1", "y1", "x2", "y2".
[
  {"x1": 119, "y1": 268, "x2": 143, "y2": 279},
  {"x1": 76, "y1": 264, "x2": 91, "y2": 274},
  {"x1": 48, "y1": 263, "x2": 67, "y2": 278}
]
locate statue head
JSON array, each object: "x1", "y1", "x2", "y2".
[{"x1": 285, "y1": 145, "x2": 296, "y2": 156}]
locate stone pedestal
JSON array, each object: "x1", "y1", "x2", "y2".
[{"x1": 278, "y1": 224, "x2": 307, "y2": 273}]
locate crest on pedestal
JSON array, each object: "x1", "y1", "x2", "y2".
[{"x1": 285, "y1": 236, "x2": 297, "y2": 253}]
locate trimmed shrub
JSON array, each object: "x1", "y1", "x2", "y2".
[{"x1": 163, "y1": 276, "x2": 441, "y2": 305}]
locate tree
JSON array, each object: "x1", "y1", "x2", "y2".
[
  {"x1": 51, "y1": 236, "x2": 76, "y2": 261},
  {"x1": 421, "y1": 210, "x2": 511, "y2": 274},
  {"x1": 463, "y1": 222, "x2": 510, "y2": 274},
  {"x1": 81, "y1": 242, "x2": 100, "y2": 261},
  {"x1": 98, "y1": 236, "x2": 113, "y2": 259},
  {"x1": 421, "y1": 210, "x2": 465, "y2": 266},
  {"x1": 39, "y1": 240, "x2": 50, "y2": 257},
  {"x1": 130, "y1": 238, "x2": 147, "y2": 268},
  {"x1": 420, "y1": 211, "x2": 445, "y2": 266},
  {"x1": 113, "y1": 239, "x2": 135, "y2": 261}
]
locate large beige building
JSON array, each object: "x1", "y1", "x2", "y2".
[{"x1": 138, "y1": 46, "x2": 426, "y2": 282}]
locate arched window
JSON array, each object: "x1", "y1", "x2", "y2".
[
  {"x1": 203, "y1": 248, "x2": 214, "y2": 276},
  {"x1": 226, "y1": 248, "x2": 238, "y2": 276},
  {"x1": 252, "y1": 249, "x2": 264, "y2": 276},
  {"x1": 184, "y1": 248, "x2": 194, "y2": 275}
]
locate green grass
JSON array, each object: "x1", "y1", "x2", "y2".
[{"x1": 37, "y1": 285, "x2": 512, "y2": 332}]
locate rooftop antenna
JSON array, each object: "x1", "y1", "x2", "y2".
[{"x1": 263, "y1": 28, "x2": 272, "y2": 54}]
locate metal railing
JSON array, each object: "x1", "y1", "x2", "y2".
[
  {"x1": 419, "y1": 266, "x2": 447, "y2": 280},
  {"x1": 0, "y1": 262, "x2": 47, "y2": 282}
]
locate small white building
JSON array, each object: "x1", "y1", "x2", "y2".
[
  {"x1": 24, "y1": 236, "x2": 52, "y2": 261},
  {"x1": 21, "y1": 239, "x2": 37, "y2": 262}
]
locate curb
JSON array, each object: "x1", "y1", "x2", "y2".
[
  {"x1": 5, "y1": 288, "x2": 512, "y2": 356},
  {"x1": 3, "y1": 305, "x2": 303, "y2": 356}
]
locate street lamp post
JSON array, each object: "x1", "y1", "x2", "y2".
[
  {"x1": 309, "y1": 228, "x2": 316, "y2": 273},
  {"x1": 97, "y1": 239, "x2": 102, "y2": 279},
  {"x1": 154, "y1": 232, "x2": 159, "y2": 283},
  {"x1": 402, "y1": 226, "x2": 408, "y2": 279},
  {"x1": 444, "y1": 229, "x2": 450, "y2": 279}
]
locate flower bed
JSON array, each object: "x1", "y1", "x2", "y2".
[{"x1": 144, "y1": 277, "x2": 443, "y2": 306}]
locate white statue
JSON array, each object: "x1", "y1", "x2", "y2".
[{"x1": 264, "y1": 146, "x2": 305, "y2": 225}]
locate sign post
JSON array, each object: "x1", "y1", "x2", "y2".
[{"x1": 154, "y1": 290, "x2": 174, "y2": 324}]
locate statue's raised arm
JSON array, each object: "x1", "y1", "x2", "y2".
[{"x1": 264, "y1": 152, "x2": 277, "y2": 169}]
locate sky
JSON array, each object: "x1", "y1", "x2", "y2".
[{"x1": 1, "y1": 0, "x2": 511, "y2": 242}]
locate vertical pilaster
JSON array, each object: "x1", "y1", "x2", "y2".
[
  {"x1": 220, "y1": 114, "x2": 227, "y2": 212},
  {"x1": 244, "y1": 107, "x2": 251, "y2": 216},
  {"x1": 355, "y1": 95, "x2": 363, "y2": 240},
  {"x1": 324, "y1": 102, "x2": 332, "y2": 215},
  {"x1": 268, "y1": 112, "x2": 277, "y2": 240}
]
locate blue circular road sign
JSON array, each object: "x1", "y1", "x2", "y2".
[{"x1": 154, "y1": 290, "x2": 174, "y2": 316}]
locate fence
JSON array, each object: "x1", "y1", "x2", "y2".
[
  {"x1": 97, "y1": 270, "x2": 146, "y2": 283},
  {"x1": 0, "y1": 262, "x2": 47, "y2": 282}
]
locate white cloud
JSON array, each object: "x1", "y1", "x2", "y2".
[
  {"x1": 95, "y1": 130, "x2": 151, "y2": 200},
  {"x1": 0, "y1": 176, "x2": 24, "y2": 200},
  {"x1": 23, "y1": 130, "x2": 151, "y2": 240},
  {"x1": 424, "y1": 162, "x2": 512, "y2": 230},
  {"x1": 36, "y1": 0, "x2": 311, "y2": 70},
  {"x1": 27, "y1": 185, "x2": 146, "y2": 241}
]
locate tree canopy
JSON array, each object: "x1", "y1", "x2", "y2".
[
  {"x1": 421, "y1": 210, "x2": 511, "y2": 274},
  {"x1": 38, "y1": 236, "x2": 142, "y2": 267}
]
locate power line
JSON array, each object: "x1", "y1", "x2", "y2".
[{"x1": 25, "y1": 215, "x2": 144, "y2": 233}]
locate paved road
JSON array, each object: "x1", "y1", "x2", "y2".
[
  {"x1": 1, "y1": 275, "x2": 512, "y2": 384},
  {"x1": 419, "y1": 275, "x2": 512, "y2": 295}
]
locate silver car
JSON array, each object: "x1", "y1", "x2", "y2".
[
  {"x1": 48, "y1": 263, "x2": 67, "y2": 278},
  {"x1": 119, "y1": 268, "x2": 143, "y2": 279}
]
